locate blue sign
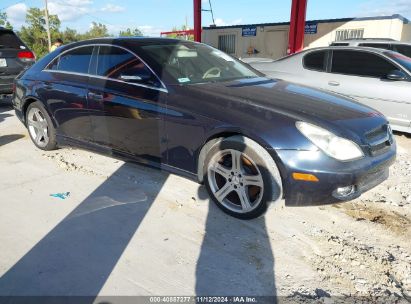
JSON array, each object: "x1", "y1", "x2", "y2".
[
  {"x1": 305, "y1": 23, "x2": 318, "y2": 34},
  {"x1": 242, "y1": 26, "x2": 257, "y2": 37}
]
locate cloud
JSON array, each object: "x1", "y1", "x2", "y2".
[
  {"x1": 359, "y1": 0, "x2": 411, "y2": 18},
  {"x1": 140, "y1": 25, "x2": 166, "y2": 37},
  {"x1": 5, "y1": 3, "x2": 28, "y2": 28},
  {"x1": 214, "y1": 18, "x2": 243, "y2": 26},
  {"x1": 105, "y1": 24, "x2": 165, "y2": 37},
  {"x1": 47, "y1": 0, "x2": 94, "y2": 22},
  {"x1": 100, "y1": 4, "x2": 125, "y2": 13}
]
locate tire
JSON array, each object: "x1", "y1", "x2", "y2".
[
  {"x1": 203, "y1": 135, "x2": 283, "y2": 219},
  {"x1": 26, "y1": 101, "x2": 57, "y2": 151}
]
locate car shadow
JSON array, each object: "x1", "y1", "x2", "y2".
[
  {"x1": 195, "y1": 187, "x2": 276, "y2": 300},
  {"x1": 195, "y1": 136, "x2": 277, "y2": 301},
  {"x1": 393, "y1": 130, "x2": 411, "y2": 139},
  {"x1": 0, "y1": 163, "x2": 168, "y2": 303},
  {"x1": 0, "y1": 134, "x2": 25, "y2": 147}
]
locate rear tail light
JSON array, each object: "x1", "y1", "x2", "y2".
[
  {"x1": 18, "y1": 51, "x2": 35, "y2": 62},
  {"x1": 12, "y1": 83, "x2": 16, "y2": 94}
]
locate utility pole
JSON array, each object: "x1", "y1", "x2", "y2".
[{"x1": 44, "y1": 0, "x2": 52, "y2": 51}]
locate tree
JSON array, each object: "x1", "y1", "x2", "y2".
[
  {"x1": 82, "y1": 22, "x2": 110, "y2": 39},
  {"x1": 18, "y1": 8, "x2": 60, "y2": 58},
  {"x1": 0, "y1": 12, "x2": 13, "y2": 30},
  {"x1": 165, "y1": 24, "x2": 193, "y2": 41},
  {"x1": 119, "y1": 28, "x2": 143, "y2": 37},
  {"x1": 62, "y1": 27, "x2": 79, "y2": 44}
]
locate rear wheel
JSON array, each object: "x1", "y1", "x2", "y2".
[
  {"x1": 204, "y1": 136, "x2": 282, "y2": 219},
  {"x1": 26, "y1": 101, "x2": 57, "y2": 151}
]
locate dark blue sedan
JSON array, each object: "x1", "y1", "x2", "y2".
[{"x1": 12, "y1": 38, "x2": 396, "y2": 219}]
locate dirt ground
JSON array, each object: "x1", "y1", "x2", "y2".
[{"x1": 0, "y1": 104, "x2": 410, "y2": 303}]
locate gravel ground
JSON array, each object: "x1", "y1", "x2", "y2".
[{"x1": 0, "y1": 105, "x2": 410, "y2": 303}]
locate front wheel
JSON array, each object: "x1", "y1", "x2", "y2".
[{"x1": 204, "y1": 136, "x2": 283, "y2": 219}]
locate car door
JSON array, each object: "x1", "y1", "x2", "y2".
[
  {"x1": 87, "y1": 45, "x2": 168, "y2": 164},
  {"x1": 325, "y1": 49, "x2": 411, "y2": 129},
  {"x1": 40, "y1": 45, "x2": 94, "y2": 141}
]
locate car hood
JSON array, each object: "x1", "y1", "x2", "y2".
[{"x1": 176, "y1": 77, "x2": 387, "y2": 141}]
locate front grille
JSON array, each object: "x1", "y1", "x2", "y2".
[{"x1": 364, "y1": 124, "x2": 393, "y2": 156}]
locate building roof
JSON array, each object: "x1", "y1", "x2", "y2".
[{"x1": 203, "y1": 14, "x2": 409, "y2": 30}]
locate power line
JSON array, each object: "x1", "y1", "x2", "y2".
[
  {"x1": 0, "y1": 0, "x2": 26, "y2": 12},
  {"x1": 208, "y1": 0, "x2": 216, "y2": 25},
  {"x1": 202, "y1": 0, "x2": 216, "y2": 26},
  {"x1": 51, "y1": 0, "x2": 115, "y2": 26}
]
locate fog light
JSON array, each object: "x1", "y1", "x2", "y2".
[{"x1": 334, "y1": 185, "x2": 356, "y2": 198}]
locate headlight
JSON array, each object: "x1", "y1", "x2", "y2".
[{"x1": 296, "y1": 122, "x2": 364, "y2": 161}]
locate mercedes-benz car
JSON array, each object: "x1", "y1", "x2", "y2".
[{"x1": 13, "y1": 38, "x2": 396, "y2": 219}]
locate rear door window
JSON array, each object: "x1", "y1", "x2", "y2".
[
  {"x1": 96, "y1": 45, "x2": 160, "y2": 87},
  {"x1": 393, "y1": 45, "x2": 411, "y2": 58},
  {"x1": 56, "y1": 46, "x2": 94, "y2": 74},
  {"x1": 0, "y1": 31, "x2": 25, "y2": 49},
  {"x1": 358, "y1": 43, "x2": 391, "y2": 50},
  {"x1": 303, "y1": 50, "x2": 327, "y2": 71},
  {"x1": 331, "y1": 50, "x2": 397, "y2": 78}
]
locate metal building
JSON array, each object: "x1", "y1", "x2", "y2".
[{"x1": 202, "y1": 14, "x2": 411, "y2": 60}]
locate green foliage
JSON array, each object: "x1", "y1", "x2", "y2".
[
  {"x1": 60, "y1": 27, "x2": 79, "y2": 44},
  {"x1": 18, "y1": 8, "x2": 61, "y2": 58},
  {"x1": 4, "y1": 6, "x2": 145, "y2": 59},
  {"x1": 119, "y1": 28, "x2": 144, "y2": 37},
  {"x1": 165, "y1": 24, "x2": 193, "y2": 41},
  {"x1": 0, "y1": 11, "x2": 13, "y2": 30},
  {"x1": 82, "y1": 22, "x2": 110, "y2": 40}
]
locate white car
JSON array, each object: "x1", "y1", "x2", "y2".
[{"x1": 249, "y1": 46, "x2": 411, "y2": 134}]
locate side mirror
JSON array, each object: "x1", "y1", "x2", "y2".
[{"x1": 386, "y1": 70, "x2": 407, "y2": 81}]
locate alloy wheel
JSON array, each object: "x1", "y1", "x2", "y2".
[
  {"x1": 207, "y1": 149, "x2": 264, "y2": 214},
  {"x1": 27, "y1": 107, "x2": 49, "y2": 148}
]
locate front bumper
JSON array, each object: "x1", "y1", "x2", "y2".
[{"x1": 272, "y1": 143, "x2": 396, "y2": 206}]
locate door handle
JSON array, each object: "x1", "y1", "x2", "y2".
[
  {"x1": 328, "y1": 81, "x2": 340, "y2": 86},
  {"x1": 88, "y1": 92, "x2": 104, "y2": 101}
]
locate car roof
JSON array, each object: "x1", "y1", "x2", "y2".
[
  {"x1": 69, "y1": 36, "x2": 192, "y2": 47},
  {"x1": 299, "y1": 46, "x2": 392, "y2": 55},
  {"x1": 334, "y1": 39, "x2": 411, "y2": 45}
]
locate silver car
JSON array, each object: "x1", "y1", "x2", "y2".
[{"x1": 249, "y1": 47, "x2": 411, "y2": 134}]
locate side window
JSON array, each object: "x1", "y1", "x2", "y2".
[
  {"x1": 303, "y1": 51, "x2": 327, "y2": 71},
  {"x1": 48, "y1": 57, "x2": 59, "y2": 70},
  {"x1": 96, "y1": 46, "x2": 160, "y2": 87},
  {"x1": 56, "y1": 46, "x2": 94, "y2": 74},
  {"x1": 330, "y1": 43, "x2": 349, "y2": 46},
  {"x1": 359, "y1": 43, "x2": 391, "y2": 50},
  {"x1": 393, "y1": 45, "x2": 411, "y2": 58},
  {"x1": 331, "y1": 50, "x2": 397, "y2": 78}
]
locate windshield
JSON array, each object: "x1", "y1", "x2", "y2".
[
  {"x1": 140, "y1": 42, "x2": 260, "y2": 84},
  {"x1": 384, "y1": 51, "x2": 411, "y2": 73}
]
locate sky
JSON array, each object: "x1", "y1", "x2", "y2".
[{"x1": 1, "y1": 0, "x2": 411, "y2": 36}]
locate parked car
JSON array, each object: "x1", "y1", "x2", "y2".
[
  {"x1": 0, "y1": 26, "x2": 35, "y2": 101},
  {"x1": 13, "y1": 38, "x2": 396, "y2": 219},
  {"x1": 330, "y1": 38, "x2": 411, "y2": 58},
  {"x1": 249, "y1": 46, "x2": 411, "y2": 134}
]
